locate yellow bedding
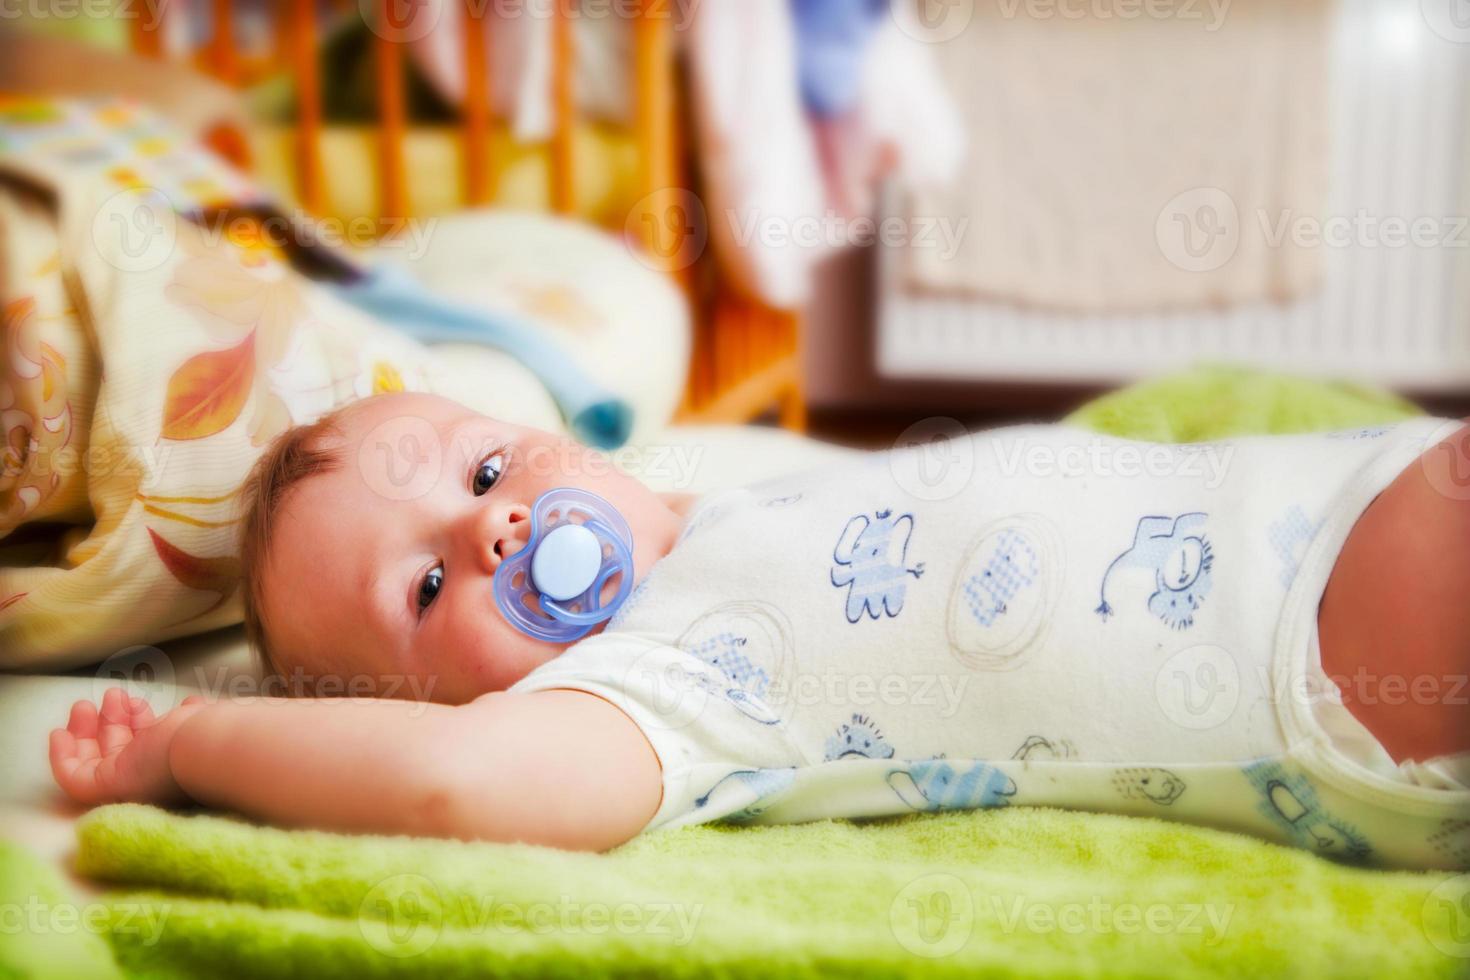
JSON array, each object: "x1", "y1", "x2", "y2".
[{"x1": 248, "y1": 121, "x2": 641, "y2": 225}]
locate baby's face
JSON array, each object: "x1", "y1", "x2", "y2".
[{"x1": 261, "y1": 393, "x2": 683, "y2": 704}]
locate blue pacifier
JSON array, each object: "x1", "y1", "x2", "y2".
[{"x1": 493, "y1": 488, "x2": 635, "y2": 643}]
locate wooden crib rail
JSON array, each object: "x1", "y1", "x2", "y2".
[{"x1": 129, "y1": 0, "x2": 805, "y2": 430}]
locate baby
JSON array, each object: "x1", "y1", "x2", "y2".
[{"x1": 50, "y1": 393, "x2": 1470, "y2": 868}]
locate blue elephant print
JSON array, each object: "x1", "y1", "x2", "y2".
[
  {"x1": 824, "y1": 714, "x2": 896, "y2": 761},
  {"x1": 831, "y1": 510, "x2": 925, "y2": 623},
  {"x1": 1096, "y1": 513, "x2": 1214, "y2": 630},
  {"x1": 695, "y1": 767, "x2": 798, "y2": 822},
  {"x1": 964, "y1": 528, "x2": 1041, "y2": 627},
  {"x1": 1268, "y1": 505, "x2": 1320, "y2": 589},
  {"x1": 686, "y1": 631, "x2": 773, "y2": 701},
  {"x1": 1241, "y1": 760, "x2": 1371, "y2": 861},
  {"x1": 888, "y1": 757, "x2": 1016, "y2": 812}
]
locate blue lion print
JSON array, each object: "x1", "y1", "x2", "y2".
[
  {"x1": 686, "y1": 631, "x2": 772, "y2": 700},
  {"x1": 964, "y1": 528, "x2": 1041, "y2": 627},
  {"x1": 1096, "y1": 513, "x2": 1214, "y2": 630},
  {"x1": 1241, "y1": 760, "x2": 1371, "y2": 861},
  {"x1": 887, "y1": 757, "x2": 1016, "y2": 812},
  {"x1": 831, "y1": 510, "x2": 925, "y2": 624},
  {"x1": 824, "y1": 714, "x2": 896, "y2": 761},
  {"x1": 1267, "y1": 505, "x2": 1320, "y2": 589},
  {"x1": 694, "y1": 767, "x2": 797, "y2": 822}
]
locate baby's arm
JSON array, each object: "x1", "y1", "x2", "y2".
[{"x1": 50, "y1": 687, "x2": 661, "y2": 852}]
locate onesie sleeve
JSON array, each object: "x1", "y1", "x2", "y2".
[{"x1": 507, "y1": 633, "x2": 809, "y2": 831}]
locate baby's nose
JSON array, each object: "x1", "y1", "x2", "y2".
[{"x1": 477, "y1": 502, "x2": 531, "y2": 574}]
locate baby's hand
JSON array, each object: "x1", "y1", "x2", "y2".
[{"x1": 49, "y1": 688, "x2": 205, "y2": 807}]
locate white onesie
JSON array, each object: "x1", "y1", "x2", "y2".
[{"x1": 511, "y1": 419, "x2": 1470, "y2": 870}]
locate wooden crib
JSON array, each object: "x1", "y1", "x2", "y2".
[{"x1": 129, "y1": 0, "x2": 805, "y2": 430}]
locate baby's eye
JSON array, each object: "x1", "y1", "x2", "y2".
[
  {"x1": 417, "y1": 565, "x2": 444, "y2": 615},
  {"x1": 472, "y1": 453, "x2": 505, "y2": 496}
]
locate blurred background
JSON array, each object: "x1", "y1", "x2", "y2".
[{"x1": 2, "y1": 0, "x2": 1468, "y2": 444}]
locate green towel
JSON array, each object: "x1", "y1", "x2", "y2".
[
  {"x1": 0, "y1": 840, "x2": 124, "y2": 980},
  {"x1": 59, "y1": 803, "x2": 1468, "y2": 980},
  {"x1": 4, "y1": 367, "x2": 1462, "y2": 980}
]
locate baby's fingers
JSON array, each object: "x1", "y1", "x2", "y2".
[
  {"x1": 129, "y1": 695, "x2": 158, "y2": 727},
  {"x1": 49, "y1": 729, "x2": 102, "y2": 804},
  {"x1": 99, "y1": 687, "x2": 130, "y2": 727},
  {"x1": 66, "y1": 699, "x2": 99, "y2": 739}
]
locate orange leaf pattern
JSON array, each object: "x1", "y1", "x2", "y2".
[
  {"x1": 147, "y1": 527, "x2": 240, "y2": 596},
  {"x1": 161, "y1": 331, "x2": 256, "y2": 440}
]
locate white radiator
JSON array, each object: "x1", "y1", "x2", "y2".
[{"x1": 877, "y1": 0, "x2": 1470, "y2": 391}]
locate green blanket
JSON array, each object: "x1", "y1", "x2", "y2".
[{"x1": 1, "y1": 367, "x2": 1461, "y2": 980}]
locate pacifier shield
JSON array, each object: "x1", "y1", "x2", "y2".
[
  {"x1": 493, "y1": 487, "x2": 635, "y2": 643},
  {"x1": 533, "y1": 524, "x2": 603, "y2": 601}
]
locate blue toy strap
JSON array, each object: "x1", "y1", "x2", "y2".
[{"x1": 326, "y1": 264, "x2": 634, "y2": 449}]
